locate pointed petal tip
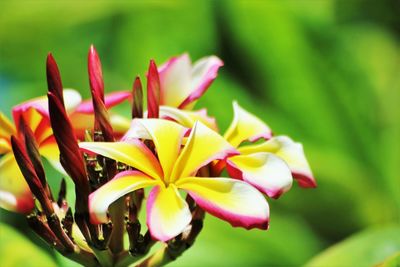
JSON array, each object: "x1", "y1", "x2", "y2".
[
  {"x1": 294, "y1": 172, "x2": 317, "y2": 188},
  {"x1": 226, "y1": 153, "x2": 293, "y2": 198},
  {"x1": 146, "y1": 185, "x2": 191, "y2": 242},
  {"x1": 177, "y1": 177, "x2": 269, "y2": 231}
]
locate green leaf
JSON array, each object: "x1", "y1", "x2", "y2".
[
  {"x1": 376, "y1": 252, "x2": 400, "y2": 267},
  {"x1": 305, "y1": 225, "x2": 400, "y2": 267},
  {"x1": 173, "y1": 212, "x2": 324, "y2": 266},
  {"x1": 0, "y1": 223, "x2": 57, "y2": 267}
]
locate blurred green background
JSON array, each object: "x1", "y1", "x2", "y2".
[{"x1": 0, "y1": 0, "x2": 399, "y2": 266}]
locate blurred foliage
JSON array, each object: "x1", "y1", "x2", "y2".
[
  {"x1": 0, "y1": 223, "x2": 57, "y2": 267},
  {"x1": 306, "y1": 225, "x2": 400, "y2": 267},
  {"x1": 0, "y1": 0, "x2": 399, "y2": 266}
]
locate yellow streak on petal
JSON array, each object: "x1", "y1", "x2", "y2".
[
  {"x1": 228, "y1": 152, "x2": 292, "y2": 197},
  {"x1": 159, "y1": 106, "x2": 218, "y2": 131},
  {"x1": 0, "y1": 153, "x2": 32, "y2": 212},
  {"x1": 79, "y1": 141, "x2": 163, "y2": 180},
  {"x1": 133, "y1": 119, "x2": 186, "y2": 181},
  {"x1": 0, "y1": 138, "x2": 11, "y2": 154},
  {"x1": 147, "y1": 184, "x2": 191, "y2": 241},
  {"x1": 0, "y1": 112, "x2": 16, "y2": 138},
  {"x1": 90, "y1": 171, "x2": 159, "y2": 223},
  {"x1": 171, "y1": 121, "x2": 235, "y2": 182},
  {"x1": 176, "y1": 177, "x2": 269, "y2": 224},
  {"x1": 238, "y1": 136, "x2": 313, "y2": 179},
  {"x1": 224, "y1": 101, "x2": 272, "y2": 148}
]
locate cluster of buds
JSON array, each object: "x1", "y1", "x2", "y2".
[{"x1": 0, "y1": 46, "x2": 316, "y2": 267}]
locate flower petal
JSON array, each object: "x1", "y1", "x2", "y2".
[
  {"x1": 74, "y1": 91, "x2": 131, "y2": 114},
  {"x1": 171, "y1": 121, "x2": 237, "y2": 182},
  {"x1": 0, "y1": 139, "x2": 11, "y2": 154},
  {"x1": 125, "y1": 119, "x2": 187, "y2": 180},
  {"x1": 146, "y1": 184, "x2": 191, "y2": 241},
  {"x1": 109, "y1": 113, "x2": 131, "y2": 137},
  {"x1": 224, "y1": 101, "x2": 272, "y2": 148},
  {"x1": 176, "y1": 177, "x2": 269, "y2": 229},
  {"x1": 179, "y1": 55, "x2": 223, "y2": 109},
  {"x1": 79, "y1": 140, "x2": 163, "y2": 180},
  {"x1": 159, "y1": 106, "x2": 218, "y2": 131},
  {"x1": 89, "y1": 170, "x2": 158, "y2": 224},
  {"x1": 0, "y1": 153, "x2": 34, "y2": 213},
  {"x1": 39, "y1": 137, "x2": 66, "y2": 175},
  {"x1": 0, "y1": 111, "x2": 16, "y2": 138},
  {"x1": 68, "y1": 112, "x2": 94, "y2": 140},
  {"x1": 12, "y1": 89, "x2": 82, "y2": 124},
  {"x1": 239, "y1": 136, "x2": 316, "y2": 188},
  {"x1": 227, "y1": 152, "x2": 292, "y2": 198},
  {"x1": 158, "y1": 53, "x2": 192, "y2": 108}
]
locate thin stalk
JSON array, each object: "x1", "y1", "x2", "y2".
[{"x1": 109, "y1": 197, "x2": 126, "y2": 254}]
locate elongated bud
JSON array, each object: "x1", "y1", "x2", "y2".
[
  {"x1": 132, "y1": 76, "x2": 143, "y2": 119},
  {"x1": 147, "y1": 60, "x2": 160, "y2": 118},
  {"x1": 47, "y1": 93, "x2": 89, "y2": 194},
  {"x1": 11, "y1": 136, "x2": 54, "y2": 214},
  {"x1": 19, "y1": 117, "x2": 46, "y2": 187},
  {"x1": 88, "y1": 45, "x2": 105, "y2": 101},
  {"x1": 46, "y1": 53, "x2": 64, "y2": 106},
  {"x1": 88, "y1": 46, "x2": 114, "y2": 141},
  {"x1": 91, "y1": 92, "x2": 114, "y2": 142},
  {"x1": 27, "y1": 214, "x2": 66, "y2": 252}
]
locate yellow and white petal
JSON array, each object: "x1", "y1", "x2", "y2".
[
  {"x1": 79, "y1": 140, "x2": 163, "y2": 179},
  {"x1": 176, "y1": 177, "x2": 269, "y2": 229},
  {"x1": 227, "y1": 152, "x2": 292, "y2": 198},
  {"x1": 171, "y1": 121, "x2": 236, "y2": 182},
  {"x1": 0, "y1": 112, "x2": 16, "y2": 138},
  {"x1": 63, "y1": 89, "x2": 83, "y2": 113},
  {"x1": 179, "y1": 55, "x2": 224, "y2": 109},
  {"x1": 146, "y1": 184, "x2": 191, "y2": 241},
  {"x1": 68, "y1": 112, "x2": 94, "y2": 140},
  {"x1": 158, "y1": 53, "x2": 192, "y2": 108},
  {"x1": 12, "y1": 89, "x2": 81, "y2": 122},
  {"x1": 239, "y1": 136, "x2": 316, "y2": 188},
  {"x1": 224, "y1": 101, "x2": 272, "y2": 148},
  {"x1": 0, "y1": 138, "x2": 11, "y2": 154},
  {"x1": 109, "y1": 113, "x2": 131, "y2": 137},
  {"x1": 159, "y1": 106, "x2": 218, "y2": 131},
  {"x1": 0, "y1": 153, "x2": 34, "y2": 213},
  {"x1": 89, "y1": 170, "x2": 159, "y2": 224},
  {"x1": 125, "y1": 119, "x2": 187, "y2": 180},
  {"x1": 39, "y1": 137, "x2": 67, "y2": 175}
]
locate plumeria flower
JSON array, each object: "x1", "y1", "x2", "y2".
[
  {"x1": 79, "y1": 119, "x2": 269, "y2": 241},
  {"x1": 223, "y1": 102, "x2": 316, "y2": 199},
  {"x1": 150, "y1": 53, "x2": 223, "y2": 131},
  {"x1": 158, "y1": 53, "x2": 223, "y2": 109},
  {"x1": 0, "y1": 86, "x2": 131, "y2": 214},
  {"x1": 0, "y1": 90, "x2": 81, "y2": 213}
]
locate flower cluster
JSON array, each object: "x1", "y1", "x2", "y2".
[{"x1": 0, "y1": 46, "x2": 315, "y2": 267}]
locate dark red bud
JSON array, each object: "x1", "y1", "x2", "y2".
[
  {"x1": 88, "y1": 45, "x2": 105, "y2": 101},
  {"x1": 46, "y1": 53, "x2": 64, "y2": 106},
  {"x1": 132, "y1": 76, "x2": 143, "y2": 119},
  {"x1": 147, "y1": 60, "x2": 160, "y2": 118},
  {"x1": 11, "y1": 136, "x2": 54, "y2": 214}
]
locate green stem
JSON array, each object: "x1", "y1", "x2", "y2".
[
  {"x1": 91, "y1": 247, "x2": 113, "y2": 267},
  {"x1": 135, "y1": 245, "x2": 172, "y2": 267},
  {"x1": 136, "y1": 209, "x2": 204, "y2": 267},
  {"x1": 114, "y1": 251, "x2": 148, "y2": 267},
  {"x1": 109, "y1": 197, "x2": 126, "y2": 254},
  {"x1": 60, "y1": 246, "x2": 99, "y2": 267}
]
